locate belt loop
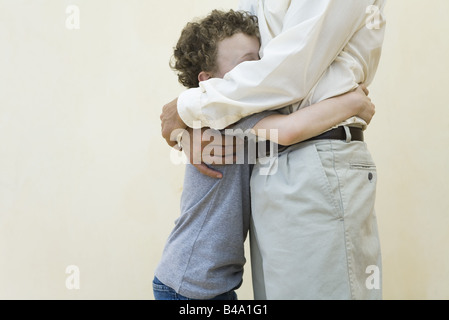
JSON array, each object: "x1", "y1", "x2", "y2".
[{"x1": 343, "y1": 126, "x2": 352, "y2": 143}]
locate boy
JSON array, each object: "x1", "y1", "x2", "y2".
[{"x1": 154, "y1": 9, "x2": 374, "y2": 300}]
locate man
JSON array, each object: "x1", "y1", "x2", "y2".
[{"x1": 160, "y1": 0, "x2": 386, "y2": 299}]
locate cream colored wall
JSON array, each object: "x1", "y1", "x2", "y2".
[
  {"x1": 0, "y1": 0, "x2": 448, "y2": 300},
  {"x1": 368, "y1": 0, "x2": 449, "y2": 300}
]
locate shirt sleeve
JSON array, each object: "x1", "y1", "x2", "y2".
[
  {"x1": 178, "y1": 0, "x2": 381, "y2": 130},
  {"x1": 238, "y1": 0, "x2": 258, "y2": 14}
]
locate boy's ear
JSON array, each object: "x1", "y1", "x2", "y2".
[{"x1": 198, "y1": 71, "x2": 212, "y2": 83}]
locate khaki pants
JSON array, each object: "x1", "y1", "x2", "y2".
[{"x1": 250, "y1": 139, "x2": 382, "y2": 300}]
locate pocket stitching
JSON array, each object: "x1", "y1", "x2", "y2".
[
  {"x1": 349, "y1": 163, "x2": 377, "y2": 170},
  {"x1": 312, "y1": 144, "x2": 344, "y2": 219}
]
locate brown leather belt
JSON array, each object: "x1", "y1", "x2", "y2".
[{"x1": 305, "y1": 126, "x2": 364, "y2": 143}]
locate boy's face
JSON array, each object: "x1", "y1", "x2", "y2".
[{"x1": 214, "y1": 33, "x2": 260, "y2": 78}]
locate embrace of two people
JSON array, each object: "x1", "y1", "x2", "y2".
[{"x1": 156, "y1": 0, "x2": 386, "y2": 300}]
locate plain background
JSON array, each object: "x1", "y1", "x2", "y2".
[{"x1": 1, "y1": 0, "x2": 448, "y2": 299}]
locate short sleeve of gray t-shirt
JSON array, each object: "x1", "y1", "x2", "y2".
[{"x1": 224, "y1": 110, "x2": 278, "y2": 136}]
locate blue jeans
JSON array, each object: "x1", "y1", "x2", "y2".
[{"x1": 152, "y1": 277, "x2": 238, "y2": 300}]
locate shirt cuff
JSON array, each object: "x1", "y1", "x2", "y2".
[
  {"x1": 177, "y1": 87, "x2": 243, "y2": 130},
  {"x1": 177, "y1": 88, "x2": 204, "y2": 129}
]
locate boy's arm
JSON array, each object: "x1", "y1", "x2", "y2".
[{"x1": 252, "y1": 86, "x2": 374, "y2": 146}]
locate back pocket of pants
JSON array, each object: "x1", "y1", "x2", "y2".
[{"x1": 349, "y1": 162, "x2": 377, "y2": 185}]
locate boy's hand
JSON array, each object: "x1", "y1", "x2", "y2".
[
  {"x1": 160, "y1": 98, "x2": 187, "y2": 147},
  {"x1": 354, "y1": 84, "x2": 376, "y2": 125}
]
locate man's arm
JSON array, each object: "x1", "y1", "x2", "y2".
[
  {"x1": 176, "y1": 0, "x2": 386, "y2": 130},
  {"x1": 252, "y1": 85, "x2": 375, "y2": 146}
]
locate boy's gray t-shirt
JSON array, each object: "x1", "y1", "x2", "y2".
[{"x1": 155, "y1": 111, "x2": 274, "y2": 299}]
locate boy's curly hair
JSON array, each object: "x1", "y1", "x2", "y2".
[{"x1": 171, "y1": 10, "x2": 260, "y2": 89}]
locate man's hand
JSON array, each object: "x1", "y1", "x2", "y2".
[
  {"x1": 161, "y1": 98, "x2": 240, "y2": 179},
  {"x1": 180, "y1": 128, "x2": 242, "y2": 179},
  {"x1": 160, "y1": 98, "x2": 187, "y2": 147}
]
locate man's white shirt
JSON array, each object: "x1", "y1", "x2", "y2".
[{"x1": 177, "y1": 0, "x2": 386, "y2": 130}]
